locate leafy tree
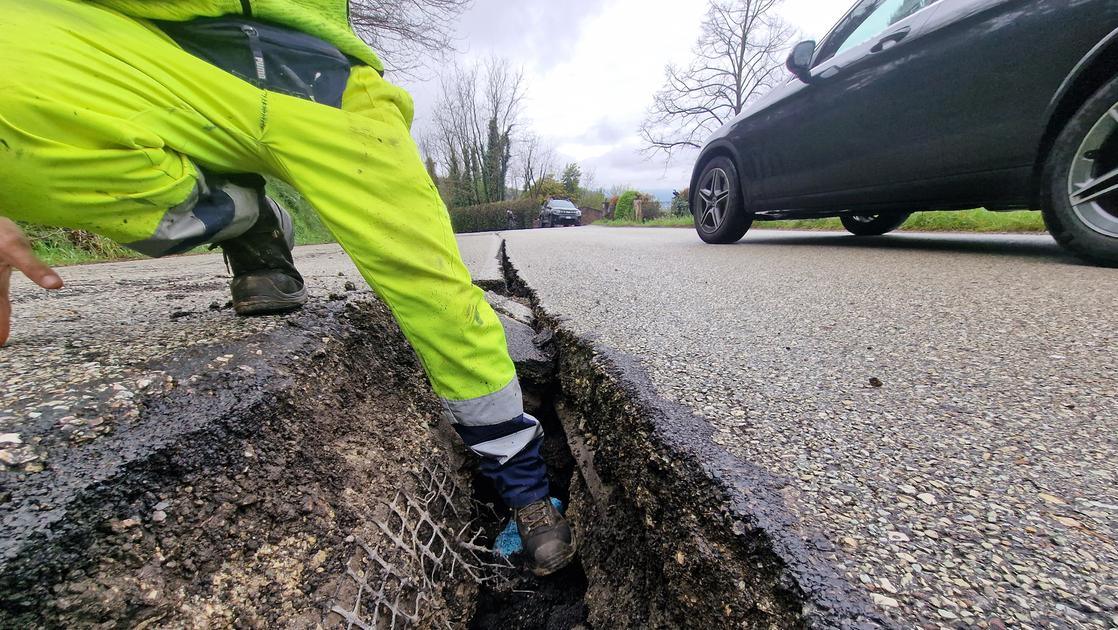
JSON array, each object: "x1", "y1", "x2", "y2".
[
  {"x1": 671, "y1": 188, "x2": 691, "y2": 216},
  {"x1": 535, "y1": 177, "x2": 567, "y2": 200},
  {"x1": 425, "y1": 156, "x2": 439, "y2": 186},
  {"x1": 560, "y1": 163, "x2": 582, "y2": 196},
  {"x1": 577, "y1": 190, "x2": 607, "y2": 212}
]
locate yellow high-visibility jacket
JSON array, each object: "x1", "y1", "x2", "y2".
[{"x1": 86, "y1": 0, "x2": 384, "y2": 72}]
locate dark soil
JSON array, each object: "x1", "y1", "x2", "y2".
[
  {"x1": 0, "y1": 299, "x2": 478, "y2": 629},
  {"x1": 469, "y1": 563, "x2": 589, "y2": 630}
]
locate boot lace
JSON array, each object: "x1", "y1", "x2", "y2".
[{"x1": 518, "y1": 501, "x2": 556, "y2": 532}]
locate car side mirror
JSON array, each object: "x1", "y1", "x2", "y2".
[{"x1": 787, "y1": 40, "x2": 817, "y2": 83}]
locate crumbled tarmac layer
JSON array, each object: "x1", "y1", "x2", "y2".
[{"x1": 0, "y1": 247, "x2": 496, "y2": 628}]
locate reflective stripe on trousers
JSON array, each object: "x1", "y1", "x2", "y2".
[
  {"x1": 443, "y1": 379, "x2": 550, "y2": 509},
  {"x1": 125, "y1": 168, "x2": 263, "y2": 257}
]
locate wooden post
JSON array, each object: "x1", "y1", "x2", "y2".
[{"x1": 634, "y1": 198, "x2": 644, "y2": 223}]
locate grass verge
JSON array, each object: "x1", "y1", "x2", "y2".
[
  {"x1": 597, "y1": 209, "x2": 1048, "y2": 233},
  {"x1": 25, "y1": 227, "x2": 144, "y2": 268}
]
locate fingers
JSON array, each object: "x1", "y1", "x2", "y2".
[
  {"x1": 0, "y1": 266, "x2": 11, "y2": 347},
  {"x1": 0, "y1": 222, "x2": 63, "y2": 290},
  {"x1": 6, "y1": 246, "x2": 63, "y2": 290}
]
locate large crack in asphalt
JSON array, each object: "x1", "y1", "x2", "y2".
[
  {"x1": 494, "y1": 239, "x2": 887, "y2": 630},
  {"x1": 3, "y1": 237, "x2": 888, "y2": 629}
]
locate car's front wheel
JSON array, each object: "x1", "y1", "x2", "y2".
[
  {"x1": 840, "y1": 213, "x2": 911, "y2": 236},
  {"x1": 693, "y1": 157, "x2": 753, "y2": 244},
  {"x1": 1042, "y1": 75, "x2": 1118, "y2": 267}
]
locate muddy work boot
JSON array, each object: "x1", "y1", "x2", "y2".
[
  {"x1": 219, "y1": 185, "x2": 307, "y2": 316},
  {"x1": 515, "y1": 498, "x2": 577, "y2": 576}
]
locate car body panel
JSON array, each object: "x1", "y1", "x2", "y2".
[{"x1": 692, "y1": 0, "x2": 1118, "y2": 218}]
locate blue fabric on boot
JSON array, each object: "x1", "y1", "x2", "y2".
[{"x1": 494, "y1": 498, "x2": 565, "y2": 558}]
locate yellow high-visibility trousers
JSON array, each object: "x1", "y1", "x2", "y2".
[{"x1": 0, "y1": 0, "x2": 549, "y2": 506}]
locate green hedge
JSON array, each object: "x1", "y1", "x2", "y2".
[
  {"x1": 266, "y1": 179, "x2": 336, "y2": 245},
  {"x1": 449, "y1": 199, "x2": 539, "y2": 234},
  {"x1": 614, "y1": 190, "x2": 639, "y2": 221}
]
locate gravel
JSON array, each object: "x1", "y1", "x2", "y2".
[
  {"x1": 502, "y1": 226, "x2": 1118, "y2": 629},
  {"x1": 1, "y1": 245, "x2": 365, "y2": 474}
]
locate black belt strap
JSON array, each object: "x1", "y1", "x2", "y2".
[{"x1": 240, "y1": 0, "x2": 252, "y2": 16}]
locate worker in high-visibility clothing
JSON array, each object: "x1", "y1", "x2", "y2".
[{"x1": 0, "y1": 0, "x2": 575, "y2": 576}]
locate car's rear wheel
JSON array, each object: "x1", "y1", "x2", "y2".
[
  {"x1": 1042, "y1": 75, "x2": 1118, "y2": 267},
  {"x1": 840, "y1": 213, "x2": 911, "y2": 236},
  {"x1": 693, "y1": 157, "x2": 752, "y2": 244}
]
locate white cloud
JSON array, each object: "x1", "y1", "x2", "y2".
[{"x1": 401, "y1": 0, "x2": 853, "y2": 192}]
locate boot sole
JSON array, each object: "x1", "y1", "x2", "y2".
[
  {"x1": 530, "y1": 535, "x2": 578, "y2": 577},
  {"x1": 234, "y1": 289, "x2": 309, "y2": 317}
]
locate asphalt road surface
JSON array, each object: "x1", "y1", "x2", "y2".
[
  {"x1": 503, "y1": 227, "x2": 1117, "y2": 629},
  {"x1": 1, "y1": 245, "x2": 364, "y2": 456}
]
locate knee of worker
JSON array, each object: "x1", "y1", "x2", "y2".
[{"x1": 124, "y1": 168, "x2": 265, "y2": 258}]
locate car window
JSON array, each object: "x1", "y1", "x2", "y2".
[{"x1": 832, "y1": 0, "x2": 939, "y2": 57}]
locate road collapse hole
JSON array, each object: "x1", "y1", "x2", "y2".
[
  {"x1": 465, "y1": 247, "x2": 592, "y2": 629},
  {"x1": 466, "y1": 382, "x2": 591, "y2": 630}
]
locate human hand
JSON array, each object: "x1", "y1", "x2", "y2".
[{"x1": 0, "y1": 218, "x2": 64, "y2": 347}]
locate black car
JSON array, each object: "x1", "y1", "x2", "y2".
[
  {"x1": 689, "y1": 0, "x2": 1118, "y2": 267},
  {"x1": 540, "y1": 199, "x2": 583, "y2": 228}
]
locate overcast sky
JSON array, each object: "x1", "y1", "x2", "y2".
[{"x1": 399, "y1": 0, "x2": 850, "y2": 193}]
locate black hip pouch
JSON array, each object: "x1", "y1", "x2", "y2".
[{"x1": 157, "y1": 17, "x2": 353, "y2": 108}]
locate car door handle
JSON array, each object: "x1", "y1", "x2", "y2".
[{"x1": 871, "y1": 28, "x2": 911, "y2": 53}]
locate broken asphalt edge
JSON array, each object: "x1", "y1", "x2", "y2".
[
  {"x1": 497, "y1": 237, "x2": 889, "y2": 629},
  {"x1": 0, "y1": 297, "x2": 478, "y2": 627}
]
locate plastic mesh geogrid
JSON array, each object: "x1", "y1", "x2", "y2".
[{"x1": 328, "y1": 462, "x2": 513, "y2": 629}]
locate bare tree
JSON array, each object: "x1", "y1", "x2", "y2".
[
  {"x1": 580, "y1": 166, "x2": 597, "y2": 194},
  {"x1": 428, "y1": 58, "x2": 526, "y2": 207},
  {"x1": 349, "y1": 0, "x2": 474, "y2": 75},
  {"x1": 640, "y1": 0, "x2": 794, "y2": 160},
  {"x1": 515, "y1": 132, "x2": 557, "y2": 195}
]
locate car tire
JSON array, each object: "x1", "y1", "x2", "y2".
[
  {"x1": 693, "y1": 156, "x2": 753, "y2": 244},
  {"x1": 1041, "y1": 75, "x2": 1118, "y2": 267},
  {"x1": 839, "y1": 213, "x2": 911, "y2": 236}
]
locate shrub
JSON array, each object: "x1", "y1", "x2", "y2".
[
  {"x1": 22, "y1": 224, "x2": 140, "y2": 266},
  {"x1": 449, "y1": 198, "x2": 539, "y2": 233},
  {"x1": 639, "y1": 193, "x2": 663, "y2": 220},
  {"x1": 672, "y1": 188, "x2": 690, "y2": 216},
  {"x1": 614, "y1": 191, "x2": 640, "y2": 221}
]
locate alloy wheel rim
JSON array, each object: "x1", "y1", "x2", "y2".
[
  {"x1": 849, "y1": 215, "x2": 879, "y2": 224},
  {"x1": 698, "y1": 168, "x2": 731, "y2": 233},
  {"x1": 1068, "y1": 104, "x2": 1118, "y2": 238}
]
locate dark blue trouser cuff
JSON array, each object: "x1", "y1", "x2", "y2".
[
  {"x1": 454, "y1": 418, "x2": 551, "y2": 509},
  {"x1": 475, "y1": 436, "x2": 550, "y2": 509}
]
